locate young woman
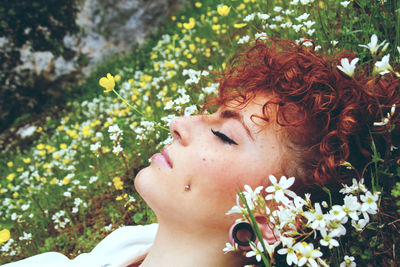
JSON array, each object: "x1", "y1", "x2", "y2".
[{"x1": 3, "y1": 39, "x2": 399, "y2": 267}]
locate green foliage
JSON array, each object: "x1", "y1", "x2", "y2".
[
  {"x1": 392, "y1": 182, "x2": 400, "y2": 198},
  {"x1": 0, "y1": 0, "x2": 399, "y2": 265}
]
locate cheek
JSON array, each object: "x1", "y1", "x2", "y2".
[
  {"x1": 196, "y1": 161, "x2": 258, "y2": 201},
  {"x1": 194, "y1": 149, "x2": 266, "y2": 185}
]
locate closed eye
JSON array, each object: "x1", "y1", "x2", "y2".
[{"x1": 211, "y1": 129, "x2": 238, "y2": 145}]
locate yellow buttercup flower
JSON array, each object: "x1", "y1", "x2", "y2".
[
  {"x1": 145, "y1": 106, "x2": 153, "y2": 114},
  {"x1": 112, "y1": 177, "x2": 124, "y2": 190},
  {"x1": 237, "y1": 3, "x2": 245, "y2": 10},
  {"x1": 164, "y1": 61, "x2": 175, "y2": 68},
  {"x1": 7, "y1": 162, "x2": 13, "y2": 167},
  {"x1": 217, "y1": 5, "x2": 231, "y2": 16},
  {"x1": 183, "y1": 18, "x2": 196, "y2": 30},
  {"x1": 63, "y1": 177, "x2": 71, "y2": 185},
  {"x1": 99, "y1": 73, "x2": 115, "y2": 93},
  {"x1": 142, "y1": 75, "x2": 152, "y2": 82},
  {"x1": 234, "y1": 23, "x2": 247, "y2": 28},
  {"x1": 0, "y1": 229, "x2": 10, "y2": 244},
  {"x1": 114, "y1": 74, "x2": 121, "y2": 83},
  {"x1": 6, "y1": 173, "x2": 15, "y2": 181},
  {"x1": 195, "y1": 2, "x2": 202, "y2": 8},
  {"x1": 37, "y1": 144, "x2": 45, "y2": 150},
  {"x1": 212, "y1": 24, "x2": 221, "y2": 31}
]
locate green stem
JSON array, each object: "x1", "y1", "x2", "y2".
[
  {"x1": 238, "y1": 191, "x2": 271, "y2": 267},
  {"x1": 111, "y1": 88, "x2": 169, "y2": 132},
  {"x1": 322, "y1": 187, "x2": 333, "y2": 207},
  {"x1": 64, "y1": 210, "x2": 79, "y2": 239},
  {"x1": 112, "y1": 88, "x2": 143, "y2": 116}
]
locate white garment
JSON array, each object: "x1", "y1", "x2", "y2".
[{"x1": 1, "y1": 223, "x2": 158, "y2": 267}]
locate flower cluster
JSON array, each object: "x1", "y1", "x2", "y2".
[
  {"x1": 108, "y1": 124, "x2": 124, "y2": 155},
  {"x1": 226, "y1": 175, "x2": 380, "y2": 266}
]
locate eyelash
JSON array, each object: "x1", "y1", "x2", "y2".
[{"x1": 211, "y1": 129, "x2": 238, "y2": 145}]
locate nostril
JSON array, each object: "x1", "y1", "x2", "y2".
[
  {"x1": 172, "y1": 130, "x2": 181, "y2": 140},
  {"x1": 169, "y1": 117, "x2": 188, "y2": 146}
]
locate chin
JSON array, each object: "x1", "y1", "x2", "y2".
[
  {"x1": 133, "y1": 166, "x2": 150, "y2": 198},
  {"x1": 133, "y1": 166, "x2": 161, "y2": 210}
]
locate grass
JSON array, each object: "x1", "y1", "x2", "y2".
[{"x1": 0, "y1": 0, "x2": 399, "y2": 265}]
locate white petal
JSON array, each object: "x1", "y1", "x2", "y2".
[
  {"x1": 341, "y1": 57, "x2": 350, "y2": 67},
  {"x1": 244, "y1": 184, "x2": 252, "y2": 193},
  {"x1": 371, "y1": 34, "x2": 378, "y2": 46},
  {"x1": 330, "y1": 239, "x2": 339, "y2": 247},
  {"x1": 285, "y1": 177, "x2": 295, "y2": 188},
  {"x1": 254, "y1": 186, "x2": 263, "y2": 195},
  {"x1": 226, "y1": 206, "x2": 242, "y2": 215},
  {"x1": 351, "y1": 57, "x2": 359, "y2": 65},
  {"x1": 265, "y1": 194, "x2": 274, "y2": 200},
  {"x1": 269, "y1": 174, "x2": 277, "y2": 185},
  {"x1": 265, "y1": 185, "x2": 275, "y2": 193}
]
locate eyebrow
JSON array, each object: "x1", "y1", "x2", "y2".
[{"x1": 219, "y1": 109, "x2": 254, "y2": 140}]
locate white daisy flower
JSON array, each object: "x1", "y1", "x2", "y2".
[
  {"x1": 337, "y1": 57, "x2": 359, "y2": 77},
  {"x1": 265, "y1": 175, "x2": 296, "y2": 204}
]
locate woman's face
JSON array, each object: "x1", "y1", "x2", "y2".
[{"x1": 135, "y1": 94, "x2": 284, "y2": 232}]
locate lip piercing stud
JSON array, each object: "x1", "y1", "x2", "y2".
[{"x1": 185, "y1": 185, "x2": 190, "y2": 191}]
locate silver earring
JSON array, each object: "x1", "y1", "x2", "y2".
[{"x1": 185, "y1": 185, "x2": 190, "y2": 191}]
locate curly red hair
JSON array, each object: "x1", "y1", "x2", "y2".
[{"x1": 210, "y1": 39, "x2": 400, "y2": 189}]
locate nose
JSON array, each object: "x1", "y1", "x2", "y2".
[{"x1": 169, "y1": 115, "x2": 201, "y2": 146}]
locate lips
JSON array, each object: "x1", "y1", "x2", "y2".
[
  {"x1": 151, "y1": 147, "x2": 173, "y2": 169},
  {"x1": 162, "y1": 147, "x2": 173, "y2": 168}
]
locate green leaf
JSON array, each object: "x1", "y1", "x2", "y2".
[
  {"x1": 361, "y1": 249, "x2": 373, "y2": 260},
  {"x1": 133, "y1": 212, "x2": 144, "y2": 224}
]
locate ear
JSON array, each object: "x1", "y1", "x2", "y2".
[
  {"x1": 229, "y1": 221, "x2": 256, "y2": 251},
  {"x1": 255, "y1": 216, "x2": 280, "y2": 245}
]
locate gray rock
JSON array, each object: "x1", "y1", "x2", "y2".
[
  {"x1": 0, "y1": 0, "x2": 186, "y2": 135},
  {"x1": 14, "y1": 0, "x2": 186, "y2": 77},
  {"x1": 69, "y1": 0, "x2": 186, "y2": 73}
]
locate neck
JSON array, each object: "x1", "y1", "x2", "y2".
[{"x1": 140, "y1": 221, "x2": 246, "y2": 267}]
